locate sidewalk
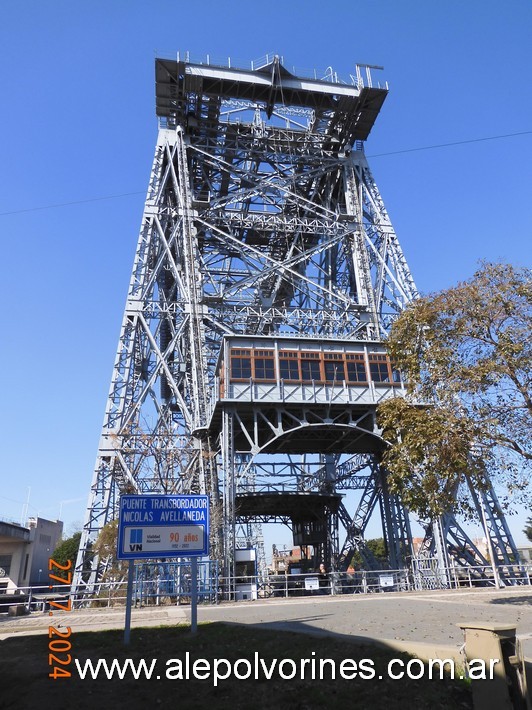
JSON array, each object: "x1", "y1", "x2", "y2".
[{"x1": 0, "y1": 604, "x2": 189, "y2": 640}]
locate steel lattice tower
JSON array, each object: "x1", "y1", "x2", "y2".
[{"x1": 73, "y1": 54, "x2": 522, "y2": 596}]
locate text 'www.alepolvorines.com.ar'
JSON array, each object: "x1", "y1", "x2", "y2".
[{"x1": 74, "y1": 652, "x2": 500, "y2": 684}]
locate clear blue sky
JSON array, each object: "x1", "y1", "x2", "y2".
[{"x1": 1, "y1": 1, "x2": 530, "y2": 546}]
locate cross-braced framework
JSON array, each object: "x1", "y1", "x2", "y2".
[{"x1": 72, "y1": 54, "x2": 523, "y2": 597}]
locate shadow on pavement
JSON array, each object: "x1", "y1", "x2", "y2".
[{"x1": 490, "y1": 595, "x2": 532, "y2": 606}]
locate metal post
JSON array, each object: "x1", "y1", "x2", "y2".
[
  {"x1": 480, "y1": 496, "x2": 503, "y2": 589},
  {"x1": 190, "y1": 557, "x2": 198, "y2": 634},
  {"x1": 124, "y1": 561, "x2": 135, "y2": 645}
]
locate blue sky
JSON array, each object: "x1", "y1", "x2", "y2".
[{"x1": 1, "y1": 1, "x2": 531, "y2": 547}]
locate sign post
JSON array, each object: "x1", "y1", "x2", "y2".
[
  {"x1": 124, "y1": 561, "x2": 135, "y2": 645},
  {"x1": 117, "y1": 494, "x2": 209, "y2": 643},
  {"x1": 190, "y1": 556, "x2": 198, "y2": 634}
]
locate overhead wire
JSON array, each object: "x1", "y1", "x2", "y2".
[
  {"x1": 368, "y1": 130, "x2": 532, "y2": 158},
  {"x1": 0, "y1": 130, "x2": 530, "y2": 217},
  {"x1": 0, "y1": 191, "x2": 144, "y2": 217}
]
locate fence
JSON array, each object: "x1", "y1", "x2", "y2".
[{"x1": 2, "y1": 562, "x2": 531, "y2": 614}]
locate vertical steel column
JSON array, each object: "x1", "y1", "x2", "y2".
[
  {"x1": 222, "y1": 408, "x2": 236, "y2": 593},
  {"x1": 73, "y1": 137, "x2": 170, "y2": 596},
  {"x1": 378, "y1": 465, "x2": 413, "y2": 569}
]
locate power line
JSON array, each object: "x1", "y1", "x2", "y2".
[
  {"x1": 1, "y1": 130, "x2": 530, "y2": 217},
  {"x1": 368, "y1": 130, "x2": 532, "y2": 158},
  {"x1": 0, "y1": 191, "x2": 144, "y2": 217}
]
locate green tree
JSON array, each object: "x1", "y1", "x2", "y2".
[
  {"x1": 52, "y1": 531, "x2": 82, "y2": 569},
  {"x1": 525, "y1": 517, "x2": 532, "y2": 544},
  {"x1": 378, "y1": 262, "x2": 531, "y2": 516},
  {"x1": 378, "y1": 399, "x2": 486, "y2": 517},
  {"x1": 351, "y1": 538, "x2": 389, "y2": 568}
]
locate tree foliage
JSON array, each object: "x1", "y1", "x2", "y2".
[
  {"x1": 93, "y1": 519, "x2": 119, "y2": 560},
  {"x1": 525, "y1": 517, "x2": 532, "y2": 544},
  {"x1": 93, "y1": 520, "x2": 127, "y2": 581},
  {"x1": 52, "y1": 531, "x2": 82, "y2": 569},
  {"x1": 352, "y1": 538, "x2": 389, "y2": 568},
  {"x1": 378, "y1": 262, "x2": 532, "y2": 516},
  {"x1": 378, "y1": 399, "x2": 487, "y2": 517}
]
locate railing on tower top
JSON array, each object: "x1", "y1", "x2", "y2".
[{"x1": 155, "y1": 51, "x2": 388, "y2": 90}]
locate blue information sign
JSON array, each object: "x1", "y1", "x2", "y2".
[{"x1": 117, "y1": 494, "x2": 209, "y2": 560}]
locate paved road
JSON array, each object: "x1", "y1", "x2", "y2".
[
  {"x1": 2, "y1": 586, "x2": 532, "y2": 661},
  {"x1": 200, "y1": 586, "x2": 532, "y2": 660}
]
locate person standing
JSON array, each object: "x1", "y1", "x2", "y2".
[{"x1": 319, "y1": 563, "x2": 328, "y2": 594}]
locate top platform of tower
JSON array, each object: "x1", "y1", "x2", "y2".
[{"x1": 155, "y1": 54, "x2": 388, "y2": 144}]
